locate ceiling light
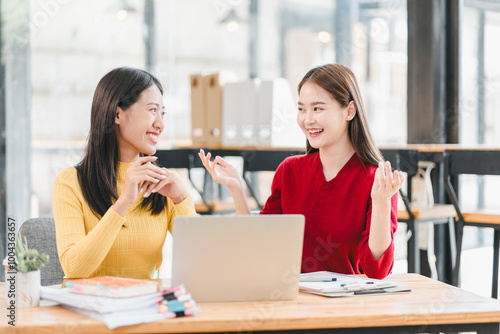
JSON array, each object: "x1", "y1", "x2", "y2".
[
  {"x1": 115, "y1": 0, "x2": 137, "y2": 20},
  {"x1": 220, "y1": 8, "x2": 244, "y2": 32},
  {"x1": 318, "y1": 31, "x2": 331, "y2": 43},
  {"x1": 116, "y1": 9, "x2": 128, "y2": 20}
]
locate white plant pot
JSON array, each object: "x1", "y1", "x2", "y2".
[{"x1": 17, "y1": 270, "x2": 41, "y2": 308}]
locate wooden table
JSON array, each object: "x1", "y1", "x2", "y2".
[{"x1": 1, "y1": 274, "x2": 500, "y2": 333}]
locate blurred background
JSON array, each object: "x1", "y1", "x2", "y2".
[{"x1": 1, "y1": 0, "x2": 500, "y2": 297}]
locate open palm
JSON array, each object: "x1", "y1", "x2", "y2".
[{"x1": 371, "y1": 161, "x2": 404, "y2": 202}]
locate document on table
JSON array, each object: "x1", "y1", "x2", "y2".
[{"x1": 299, "y1": 271, "x2": 411, "y2": 297}]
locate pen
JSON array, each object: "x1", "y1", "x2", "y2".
[
  {"x1": 300, "y1": 277, "x2": 337, "y2": 282},
  {"x1": 354, "y1": 289, "x2": 387, "y2": 295}
]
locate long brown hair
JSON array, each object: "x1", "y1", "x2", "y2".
[
  {"x1": 76, "y1": 67, "x2": 167, "y2": 217},
  {"x1": 298, "y1": 64, "x2": 382, "y2": 166}
]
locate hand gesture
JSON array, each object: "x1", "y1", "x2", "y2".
[
  {"x1": 371, "y1": 161, "x2": 404, "y2": 203},
  {"x1": 142, "y1": 168, "x2": 189, "y2": 204},
  {"x1": 198, "y1": 149, "x2": 244, "y2": 192},
  {"x1": 114, "y1": 156, "x2": 168, "y2": 216}
]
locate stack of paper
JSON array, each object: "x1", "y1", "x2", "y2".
[
  {"x1": 41, "y1": 277, "x2": 200, "y2": 329},
  {"x1": 299, "y1": 271, "x2": 411, "y2": 297}
]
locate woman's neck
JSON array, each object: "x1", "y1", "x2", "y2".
[
  {"x1": 118, "y1": 149, "x2": 140, "y2": 163},
  {"x1": 319, "y1": 144, "x2": 355, "y2": 181}
]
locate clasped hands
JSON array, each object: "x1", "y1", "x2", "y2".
[{"x1": 121, "y1": 156, "x2": 188, "y2": 206}]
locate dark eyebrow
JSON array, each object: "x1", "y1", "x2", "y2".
[
  {"x1": 147, "y1": 102, "x2": 165, "y2": 109},
  {"x1": 297, "y1": 101, "x2": 327, "y2": 106}
]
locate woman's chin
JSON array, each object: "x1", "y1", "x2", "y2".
[
  {"x1": 307, "y1": 140, "x2": 320, "y2": 149},
  {"x1": 142, "y1": 147, "x2": 157, "y2": 156}
]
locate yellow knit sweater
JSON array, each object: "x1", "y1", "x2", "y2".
[{"x1": 52, "y1": 162, "x2": 197, "y2": 280}]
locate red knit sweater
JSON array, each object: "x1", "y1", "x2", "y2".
[{"x1": 260, "y1": 152, "x2": 398, "y2": 279}]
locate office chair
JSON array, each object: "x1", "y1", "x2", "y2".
[
  {"x1": 444, "y1": 149, "x2": 500, "y2": 298},
  {"x1": 381, "y1": 149, "x2": 457, "y2": 276},
  {"x1": 18, "y1": 217, "x2": 65, "y2": 286}
]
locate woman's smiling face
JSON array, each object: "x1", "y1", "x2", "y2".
[
  {"x1": 115, "y1": 84, "x2": 165, "y2": 162},
  {"x1": 297, "y1": 82, "x2": 354, "y2": 152}
]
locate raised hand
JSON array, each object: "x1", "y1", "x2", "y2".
[
  {"x1": 198, "y1": 149, "x2": 251, "y2": 214},
  {"x1": 198, "y1": 149, "x2": 244, "y2": 192},
  {"x1": 368, "y1": 160, "x2": 404, "y2": 259},
  {"x1": 371, "y1": 161, "x2": 404, "y2": 203}
]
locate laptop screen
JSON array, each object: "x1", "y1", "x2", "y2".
[{"x1": 171, "y1": 214, "x2": 305, "y2": 302}]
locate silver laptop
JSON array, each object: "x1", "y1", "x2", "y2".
[{"x1": 171, "y1": 214, "x2": 305, "y2": 302}]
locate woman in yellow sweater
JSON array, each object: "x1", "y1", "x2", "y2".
[{"x1": 53, "y1": 67, "x2": 196, "y2": 280}]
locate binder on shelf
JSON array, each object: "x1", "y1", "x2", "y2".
[
  {"x1": 192, "y1": 74, "x2": 304, "y2": 148},
  {"x1": 257, "y1": 78, "x2": 304, "y2": 147},
  {"x1": 190, "y1": 74, "x2": 207, "y2": 145},
  {"x1": 222, "y1": 80, "x2": 259, "y2": 146},
  {"x1": 204, "y1": 73, "x2": 223, "y2": 146}
]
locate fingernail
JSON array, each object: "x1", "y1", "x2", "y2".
[
  {"x1": 144, "y1": 192, "x2": 149, "y2": 197},
  {"x1": 140, "y1": 187, "x2": 145, "y2": 193},
  {"x1": 152, "y1": 188, "x2": 157, "y2": 193}
]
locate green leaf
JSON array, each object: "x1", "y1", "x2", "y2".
[{"x1": 14, "y1": 232, "x2": 49, "y2": 273}]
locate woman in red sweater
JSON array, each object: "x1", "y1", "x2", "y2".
[{"x1": 198, "y1": 64, "x2": 403, "y2": 279}]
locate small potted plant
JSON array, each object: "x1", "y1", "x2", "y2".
[{"x1": 3, "y1": 234, "x2": 49, "y2": 307}]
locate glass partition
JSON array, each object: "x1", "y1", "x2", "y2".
[
  {"x1": 459, "y1": 0, "x2": 500, "y2": 298},
  {"x1": 29, "y1": 0, "x2": 408, "y2": 217}
]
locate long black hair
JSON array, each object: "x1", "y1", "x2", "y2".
[{"x1": 76, "y1": 67, "x2": 167, "y2": 217}]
